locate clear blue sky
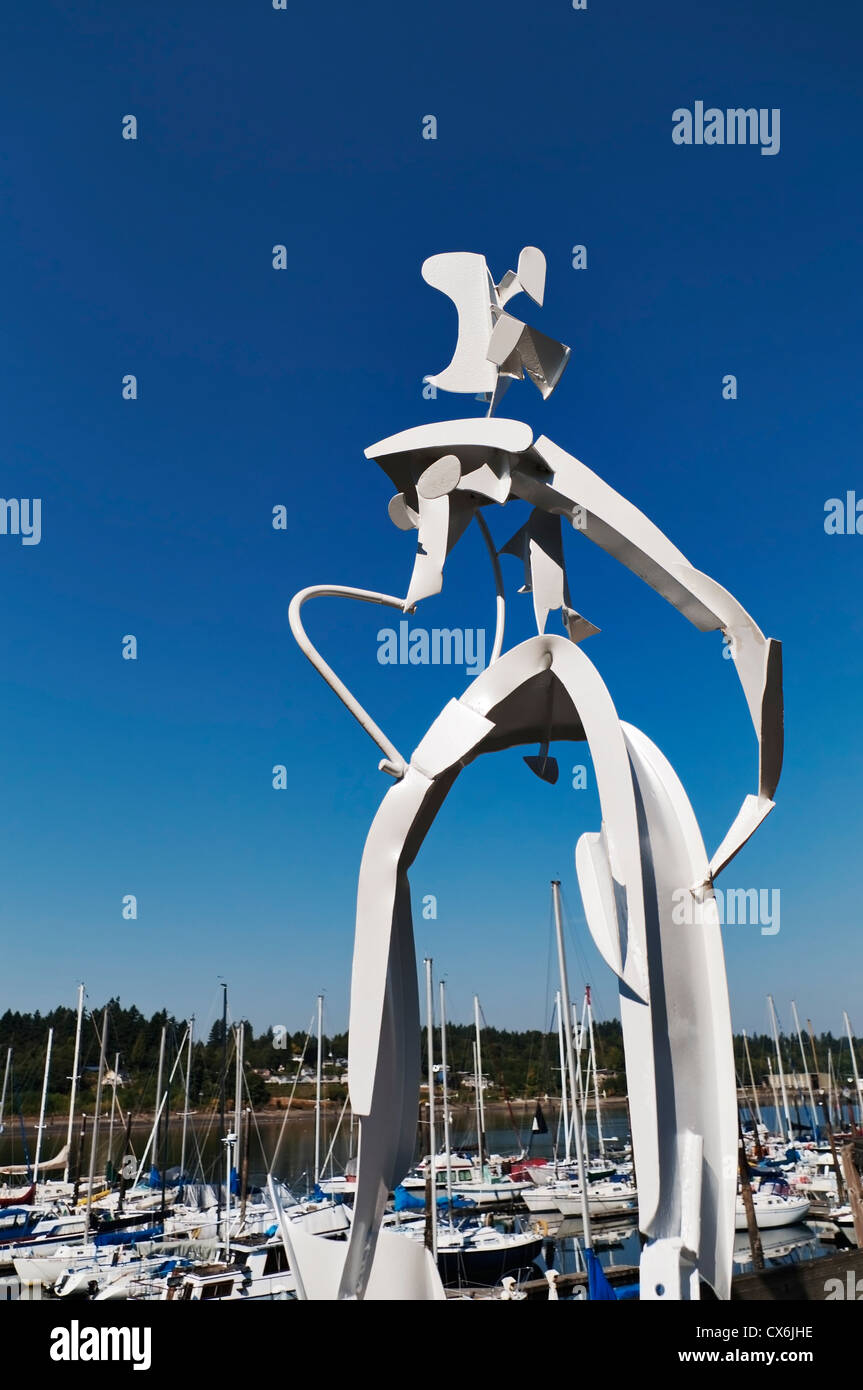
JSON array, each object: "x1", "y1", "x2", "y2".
[{"x1": 1, "y1": 0, "x2": 860, "y2": 1044}]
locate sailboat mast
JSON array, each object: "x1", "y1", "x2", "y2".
[
  {"x1": 556, "y1": 991, "x2": 570, "y2": 1164},
  {"x1": 314, "y1": 994, "x2": 323, "y2": 1185},
  {"x1": 570, "y1": 997, "x2": 587, "y2": 1151},
  {"x1": 180, "y1": 1015, "x2": 194, "y2": 1179},
  {"x1": 234, "y1": 1020, "x2": 244, "y2": 1189},
  {"x1": 33, "y1": 1027, "x2": 53, "y2": 1179},
  {"x1": 154, "y1": 1024, "x2": 166, "y2": 1173},
  {"x1": 806, "y1": 1019, "x2": 826, "y2": 1133},
  {"x1": 0, "y1": 1047, "x2": 11, "y2": 1135},
  {"x1": 224, "y1": 1117, "x2": 233, "y2": 1260},
  {"x1": 473, "y1": 995, "x2": 486, "y2": 1166},
  {"x1": 576, "y1": 994, "x2": 589, "y2": 1159},
  {"x1": 472, "y1": 1041, "x2": 483, "y2": 1170},
  {"x1": 767, "y1": 996, "x2": 793, "y2": 1143},
  {"x1": 438, "y1": 980, "x2": 454, "y2": 1213},
  {"x1": 767, "y1": 1057, "x2": 779, "y2": 1132},
  {"x1": 552, "y1": 879, "x2": 592, "y2": 1248},
  {"x1": 107, "y1": 1051, "x2": 120, "y2": 1173},
  {"x1": 84, "y1": 1007, "x2": 109, "y2": 1238},
  {"x1": 586, "y1": 987, "x2": 604, "y2": 1159},
  {"x1": 424, "y1": 959, "x2": 437, "y2": 1260},
  {"x1": 64, "y1": 983, "x2": 85, "y2": 1183},
  {"x1": 160, "y1": 1031, "x2": 171, "y2": 1218},
  {"x1": 131, "y1": 1039, "x2": 189, "y2": 1188},
  {"x1": 217, "y1": 982, "x2": 227, "y2": 1238},
  {"x1": 742, "y1": 1030, "x2": 763, "y2": 1128},
  {"x1": 843, "y1": 1012, "x2": 862, "y2": 1131},
  {"x1": 791, "y1": 1002, "x2": 819, "y2": 1140}
]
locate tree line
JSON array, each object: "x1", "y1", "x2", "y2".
[{"x1": 0, "y1": 999, "x2": 857, "y2": 1118}]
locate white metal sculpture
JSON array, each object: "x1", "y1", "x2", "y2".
[{"x1": 289, "y1": 246, "x2": 783, "y2": 1301}]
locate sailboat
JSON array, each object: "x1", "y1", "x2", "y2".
[
  {"x1": 387, "y1": 965, "x2": 543, "y2": 1287},
  {"x1": 522, "y1": 888, "x2": 637, "y2": 1222},
  {"x1": 386, "y1": 1212, "x2": 544, "y2": 1286},
  {"x1": 400, "y1": 991, "x2": 532, "y2": 1208},
  {"x1": 734, "y1": 1178, "x2": 810, "y2": 1230}
]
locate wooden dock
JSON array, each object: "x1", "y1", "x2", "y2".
[
  {"x1": 445, "y1": 1247, "x2": 863, "y2": 1301},
  {"x1": 445, "y1": 1264, "x2": 639, "y2": 1300},
  {"x1": 728, "y1": 1247, "x2": 863, "y2": 1301}
]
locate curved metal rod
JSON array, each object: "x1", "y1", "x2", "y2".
[
  {"x1": 289, "y1": 585, "x2": 412, "y2": 778},
  {"x1": 474, "y1": 510, "x2": 505, "y2": 665}
]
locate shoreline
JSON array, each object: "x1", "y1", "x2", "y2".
[{"x1": 9, "y1": 1096, "x2": 631, "y2": 1129}]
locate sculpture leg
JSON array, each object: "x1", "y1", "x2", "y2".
[
  {"x1": 322, "y1": 636, "x2": 736, "y2": 1301},
  {"x1": 613, "y1": 726, "x2": 736, "y2": 1298},
  {"x1": 338, "y1": 872, "x2": 420, "y2": 1299}
]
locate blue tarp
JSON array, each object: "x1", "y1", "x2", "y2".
[
  {"x1": 393, "y1": 1185, "x2": 477, "y2": 1212},
  {"x1": 94, "y1": 1225, "x2": 163, "y2": 1248},
  {"x1": 586, "y1": 1249, "x2": 617, "y2": 1301}
]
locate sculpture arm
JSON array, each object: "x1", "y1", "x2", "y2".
[
  {"x1": 512, "y1": 435, "x2": 783, "y2": 878},
  {"x1": 288, "y1": 585, "x2": 412, "y2": 779},
  {"x1": 474, "y1": 510, "x2": 506, "y2": 664}
]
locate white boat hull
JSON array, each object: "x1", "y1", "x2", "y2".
[
  {"x1": 734, "y1": 1196, "x2": 810, "y2": 1230},
  {"x1": 554, "y1": 1185, "x2": 638, "y2": 1218}
]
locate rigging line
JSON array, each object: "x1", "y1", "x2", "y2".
[
  {"x1": 542, "y1": 897, "x2": 563, "y2": 1095},
  {"x1": 242, "y1": 1084, "x2": 266, "y2": 1189},
  {"x1": 319, "y1": 1092, "x2": 351, "y2": 1177},
  {"x1": 523, "y1": 1021, "x2": 539, "y2": 1100},
  {"x1": 269, "y1": 1012, "x2": 316, "y2": 1180},
  {"x1": 183, "y1": 1065, "x2": 217, "y2": 1183},
  {"x1": 197, "y1": 1098, "x2": 222, "y2": 1184},
  {"x1": 238, "y1": 1036, "x2": 290, "y2": 1184},
  {"x1": 540, "y1": 898, "x2": 556, "y2": 1091},
  {"x1": 560, "y1": 882, "x2": 610, "y2": 1024},
  {"x1": 541, "y1": 999, "x2": 558, "y2": 1101},
  {"x1": 477, "y1": 1000, "x2": 523, "y2": 1150},
  {"x1": 191, "y1": 1101, "x2": 220, "y2": 1183},
  {"x1": 203, "y1": 983, "x2": 224, "y2": 1027}
]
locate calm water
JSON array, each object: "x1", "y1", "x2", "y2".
[
  {"x1": 4, "y1": 1100, "x2": 851, "y2": 1191},
  {"x1": 1, "y1": 1106, "x2": 621, "y2": 1192}
]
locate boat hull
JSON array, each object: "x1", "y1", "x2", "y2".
[
  {"x1": 436, "y1": 1236, "x2": 543, "y2": 1286},
  {"x1": 554, "y1": 1187, "x2": 638, "y2": 1218},
  {"x1": 734, "y1": 1197, "x2": 811, "y2": 1230}
]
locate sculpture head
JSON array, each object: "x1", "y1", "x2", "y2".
[
  {"x1": 421, "y1": 247, "x2": 570, "y2": 413},
  {"x1": 364, "y1": 247, "x2": 572, "y2": 610}
]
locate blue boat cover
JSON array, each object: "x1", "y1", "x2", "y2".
[
  {"x1": 393, "y1": 1185, "x2": 476, "y2": 1212},
  {"x1": 94, "y1": 1225, "x2": 163, "y2": 1248},
  {"x1": 586, "y1": 1249, "x2": 617, "y2": 1301}
]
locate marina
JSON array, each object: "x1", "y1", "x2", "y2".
[
  {"x1": 1, "y1": 3, "x2": 860, "y2": 1366},
  {"x1": 2, "y1": 968, "x2": 862, "y2": 1305}
]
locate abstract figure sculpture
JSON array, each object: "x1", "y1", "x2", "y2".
[{"x1": 289, "y1": 247, "x2": 783, "y2": 1301}]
